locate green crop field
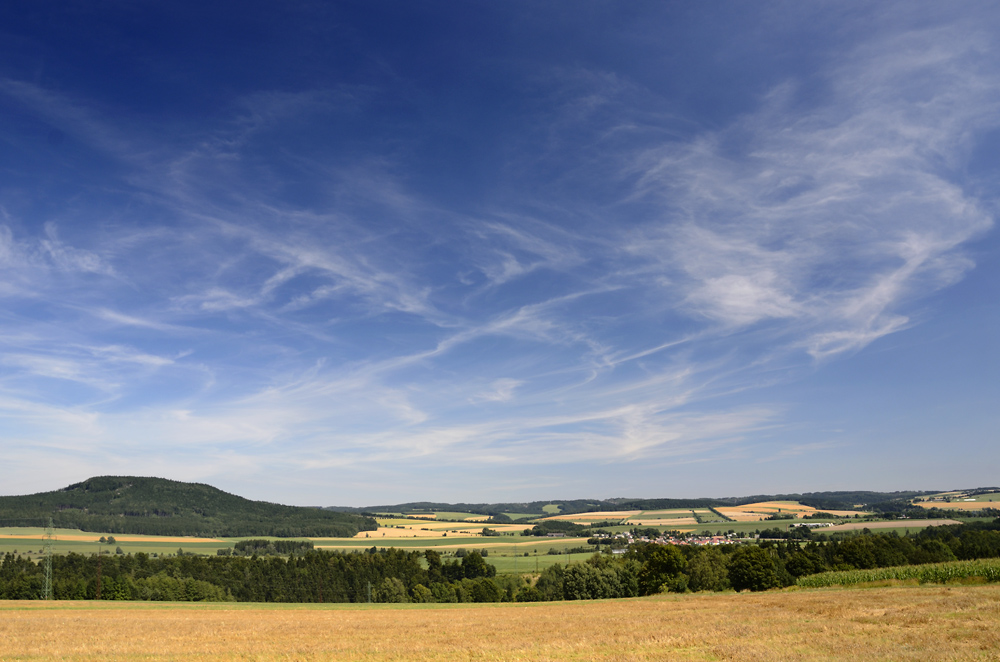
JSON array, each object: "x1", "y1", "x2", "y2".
[
  {"x1": 797, "y1": 558, "x2": 1000, "y2": 588},
  {"x1": 0, "y1": 528, "x2": 236, "y2": 557},
  {"x1": 634, "y1": 510, "x2": 693, "y2": 519},
  {"x1": 953, "y1": 493, "x2": 1000, "y2": 503},
  {"x1": 483, "y1": 550, "x2": 590, "y2": 574},
  {"x1": 422, "y1": 512, "x2": 486, "y2": 521}
]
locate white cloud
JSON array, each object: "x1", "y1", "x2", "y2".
[
  {"x1": 472, "y1": 378, "x2": 523, "y2": 403},
  {"x1": 625, "y1": 24, "x2": 996, "y2": 358},
  {"x1": 41, "y1": 224, "x2": 116, "y2": 276}
]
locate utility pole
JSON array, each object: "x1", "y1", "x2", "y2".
[
  {"x1": 95, "y1": 542, "x2": 103, "y2": 601},
  {"x1": 42, "y1": 517, "x2": 54, "y2": 600}
]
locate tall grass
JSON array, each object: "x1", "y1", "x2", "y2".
[{"x1": 797, "y1": 558, "x2": 1000, "y2": 588}]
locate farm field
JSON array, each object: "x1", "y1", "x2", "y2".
[
  {"x1": 537, "y1": 509, "x2": 720, "y2": 526},
  {"x1": 0, "y1": 526, "x2": 594, "y2": 571},
  {"x1": 2, "y1": 585, "x2": 999, "y2": 661},
  {"x1": 820, "y1": 519, "x2": 961, "y2": 533},
  {"x1": 393, "y1": 511, "x2": 489, "y2": 521},
  {"x1": 920, "y1": 490, "x2": 1000, "y2": 502},
  {"x1": 915, "y1": 498, "x2": 1000, "y2": 510},
  {"x1": 540, "y1": 510, "x2": 640, "y2": 523},
  {"x1": 716, "y1": 501, "x2": 868, "y2": 521},
  {"x1": 624, "y1": 509, "x2": 700, "y2": 526},
  {"x1": 317, "y1": 536, "x2": 592, "y2": 563},
  {"x1": 386, "y1": 511, "x2": 544, "y2": 521},
  {"x1": 358, "y1": 518, "x2": 526, "y2": 535},
  {"x1": 0, "y1": 528, "x2": 232, "y2": 558}
]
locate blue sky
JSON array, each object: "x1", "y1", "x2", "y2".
[{"x1": 1, "y1": 2, "x2": 997, "y2": 506}]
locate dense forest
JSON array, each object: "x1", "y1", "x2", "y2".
[
  {"x1": 0, "y1": 476, "x2": 376, "y2": 537},
  {"x1": 2, "y1": 520, "x2": 998, "y2": 602}
]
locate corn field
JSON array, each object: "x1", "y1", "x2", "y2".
[{"x1": 796, "y1": 558, "x2": 1000, "y2": 588}]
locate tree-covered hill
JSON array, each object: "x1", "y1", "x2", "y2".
[{"x1": 0, "y1": 476, "x2": 376, "y2": 538}]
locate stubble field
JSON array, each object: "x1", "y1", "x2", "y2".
[{"x1": 2, "y1": 584, "x2": 999, "y2": 661}]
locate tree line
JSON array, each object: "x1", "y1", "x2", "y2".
[{"x1": 2, "y1": 520, "x2": 998, "y2": 603}]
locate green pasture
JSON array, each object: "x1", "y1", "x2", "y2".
[
  {"x1": 374, "y1": 518, "x2": 427, "y2": 527},
  {"x1": 315, "y1": 536, "x2": 487, "y2": 550},
  {"x1": 0, "y1": 528, "x2": 234, "y2": 558},
  {"x1": 482, "y1": 549, "x2": 595, "y2": 574},
  {"x1": 691, "y1": 509, "x2": 728, "y2": 523},
  {"x1": 633, "y1": 510, "x2": 693, "y2": 519},
  {"x1": 922, "y1": 490, "x2": 1000, "y2": 503},
  {"x1": 426, "y1": 512, "x2": 490, "y2": 521},
  {"x1": 541, "y1": 504, "x2": 561, "y2": 514},
  {"x1": 314, "y1": 534, "x2": 592, "y2": 556},
  {"x1": 957, "y1": 493, "x2": 1000, "y2": 503}
]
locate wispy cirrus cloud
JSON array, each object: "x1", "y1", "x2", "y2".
[
  {"x1": 0, "y1": 4, "x2": 997, "y2": 503},
  {"x1": 622, "y1": 23, "x2": 996, "y2": 360}
]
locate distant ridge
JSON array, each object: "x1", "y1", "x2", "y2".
[
  {"x1": 0, "y1": 476, "x2": 376, "y2": 538},
  {"x1": 328, "y1": 490, "x2": 949, "y2": 517}
]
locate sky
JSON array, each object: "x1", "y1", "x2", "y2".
[{"x1": 0, "y1": 1, "x2": 998, "y2": 506}]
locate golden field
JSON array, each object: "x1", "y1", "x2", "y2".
[
  {"x1": 916, "y1": 500, "x2": 1000, "y2": 510},
  {"x1": 541, "y1": 510, "x2": 642, "y2": 523},
  {"x1": 2, "y1": 585, "x2": 999, "y2": 661},
  {"x1": 716, "y1": 501, "x2": 868, "y2": 521},
  {"x1": 350, "y1": 521, "x2": 527, "y2": 539},
  {"x1": 0, "y1": 532, "x2": 225, "y2": 544}
]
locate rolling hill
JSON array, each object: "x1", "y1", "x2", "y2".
[
  {"x1": 327, "y1": 490, "x2": 952, "y2": 519},
  {"x1": 0, "y1": 476, "x2": 376, "y2": 538}
]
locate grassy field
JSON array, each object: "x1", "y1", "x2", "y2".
[
  {"x1": 819, "y1": 519, "x2": 961, "y2": 534},
  {"x1": 2, "y1": 585, "x2": 998, "y2": 661},
  {"x1": 0, "y1": 528, "x2": 231, "y2": 558}
]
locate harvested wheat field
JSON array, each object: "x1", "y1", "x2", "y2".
[{"x1": 2, "y1": 585, "x2": 999, "y2": 661}]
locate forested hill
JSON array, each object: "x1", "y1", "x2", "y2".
[{"x1": 0, "y1": 476, "x2": 376, "y2": 538}]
